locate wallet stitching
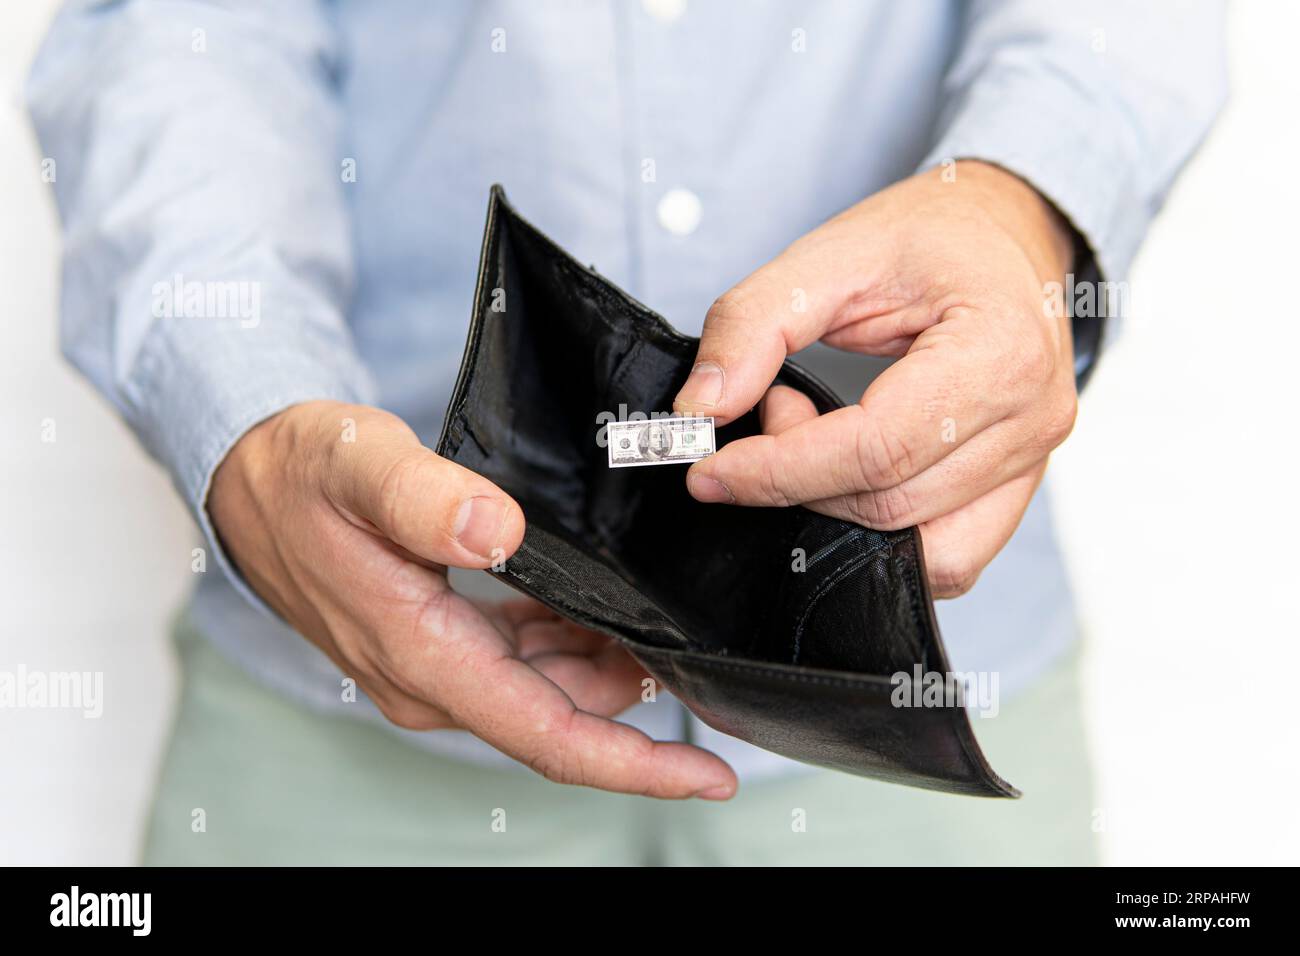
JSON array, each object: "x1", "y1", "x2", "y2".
[
  {"x1": 505, "y1": 546, "x2": 701, "y2": 650},
  {"x1": 548, "y1": 255, "x2": 632, "y2": 336},
  {"x1": 647, "y1": 652, "x2": 901, "y2": 692},
  {"x1": 607, "y1": 336, "x2": 647, "y2": 406},
  {"x1": 790, "y1": 542, "x2": 889, "y2": 664},
  {"x1": 553, "y1": 255, "x2": 687, "y2": 351},
  {"x1": 896, "y1": 535, "x2": 933, "y2": 668},
  {"x1": 511, "y1": 545, "x2": 640, "y2": 625},
  {"x1": 805, "y1": 526, "x2": 870, "y2": 569}
]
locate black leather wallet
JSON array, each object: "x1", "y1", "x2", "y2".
[{"x1": 436, "y1": 186, "x2": 1017, "y2": 797}]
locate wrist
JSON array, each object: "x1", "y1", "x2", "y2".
[{"x1": 953, "y1": 160, "x2": 1076, "y2": 284}]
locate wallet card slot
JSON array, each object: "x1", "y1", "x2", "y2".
[{"x1": 791, "y1": 545, "x2": 886, "y2": 664}]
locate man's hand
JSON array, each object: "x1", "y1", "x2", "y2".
[
  {"x1": 208, "y1": 401, "x2": 736, "y2": 798},
  {"x1": 674, "y1": 161, "x2": 1078, "y2": 598}
]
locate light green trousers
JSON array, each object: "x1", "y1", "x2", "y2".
[{"x1": 142, "y1": 618, "x2": 1099, "y2": 865}]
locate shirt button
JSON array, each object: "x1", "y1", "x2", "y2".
[
  {"x1": 657, "y1": 188, "x2": 702, "y2": 237},
  {"x1": 642, "y1": 0, "x2": 686, "y2": 24}
]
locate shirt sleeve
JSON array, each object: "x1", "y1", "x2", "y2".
[
  {"x1": 917, "y1": 0, "x2": 1228, "y2": 386},
  {"x1": 26, "y1": 0, "x2": 377, "y2": 614}
]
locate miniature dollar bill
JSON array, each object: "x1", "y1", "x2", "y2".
[{"x1": 607, "y1": 417, "x2": 716, "y2": 468}]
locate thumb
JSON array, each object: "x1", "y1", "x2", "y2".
[
  {"x1": 333, "y1": 439, "x2": 526, "y2": 570},
  {"x1": 673, "y1": 248, "x2": 839, "y2": 425}
]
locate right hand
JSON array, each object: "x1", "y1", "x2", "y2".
[{"x1": 207, "y1": 400, "x2": 736, "y2": 799}]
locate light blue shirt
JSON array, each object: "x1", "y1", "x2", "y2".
[{"x1": 27, "y1": 0, "x2": 1225, "y2": 778}]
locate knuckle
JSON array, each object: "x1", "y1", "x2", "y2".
[
  {"x1": 375, "y1": 694, "x2": 443, "y2": 731},
  {"x1": 705, "y1": 287, "x2": 753, "y2": 330},
  {"x1": 856, "y1": 418, "x2": 916, "y2": 489},
  {"x1": 1025, "y1": 391, "x2": 1078, "y2": 454},
  {"x1": 370, "y1": 585, "x2": 458, "y2": 689},
  {"x1": 754, "y1": 455, "x2": 795, "y2": 506},
  {"x1": 1024, "y1": 347, "x2": 1054, "y2": 387},
  {"x1": 392, "y1": 710, "x2": 443, "y2": 732},
  {"x1": 1014, "y1": 331, "x2": 1056, "y2": 387},
  {"x1": 929, "y1": 550, "x2": 983, "y2": 598},
  {"x1": 413, "y1": 579, "x2": 457, "y2": 637},
  {"x1": 402, "y1": 588, "x2": 458, "y2": 668},
  {"x1": 849, "y1": 485, "x2": 916, "y2": 530},
  {"x1": 322, "y1": 404, "x2": 392, "y2": 464},
  {"x1": 383, "y1": 558, "x2": 441, "y2": 605},
  {"x1": 1045, "y1": 392, "x2": 1079, "y2": 445},
  {"x1": 528, "y1": 751, "x2": 574, "y2": 787},
  {"x1": 374, "y1": 451, "x2": 427, "y2": 540},
  {"x1": 524, "y1": 713, "x2": 585, "y2": 785}
]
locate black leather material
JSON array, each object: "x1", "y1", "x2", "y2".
[{"x1": 436, "y1": 186, "x2": 1018, "y2": 797}]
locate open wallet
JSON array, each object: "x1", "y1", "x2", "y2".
[{"x1": 435, "y1": 186, "x2": 1018, "y2": 797}]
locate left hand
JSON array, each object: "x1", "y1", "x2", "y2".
[{"x1": 673, "y1": 161, "x2": 1079, "y2": 598}]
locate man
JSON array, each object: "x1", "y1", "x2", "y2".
[{"x1": 28, "y1": 0, "x2": 1223, "y2": 864}]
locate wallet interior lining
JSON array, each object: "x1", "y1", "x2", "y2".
[{"x1": 442, "y1": 202, "x2": 932, "y2": 680}]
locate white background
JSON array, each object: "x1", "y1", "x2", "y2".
[{"x1": 2, "y1": 2, "x2": 1297, "y2": 865}]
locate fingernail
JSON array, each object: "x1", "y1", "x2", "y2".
[
  {"x1": 676, "y1": 361, "x2": 724, "y2": 410},
  {"x1": 687, "y1": 473, "x2": 734, "y2": 504},
  {"x1": 454, "y1": 496, "x2": 506, "y2": 559},
  {"x1": 694, "y1": 784, "x2": 735, "y2": 801}
]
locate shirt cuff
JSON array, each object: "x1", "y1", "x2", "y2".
[
  {"x1": 123, "y1": 315, "x2": 377, "y2": 619},
  {"x1": 916, "y1": 74, "x2": 1142, "y2": 389}
]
